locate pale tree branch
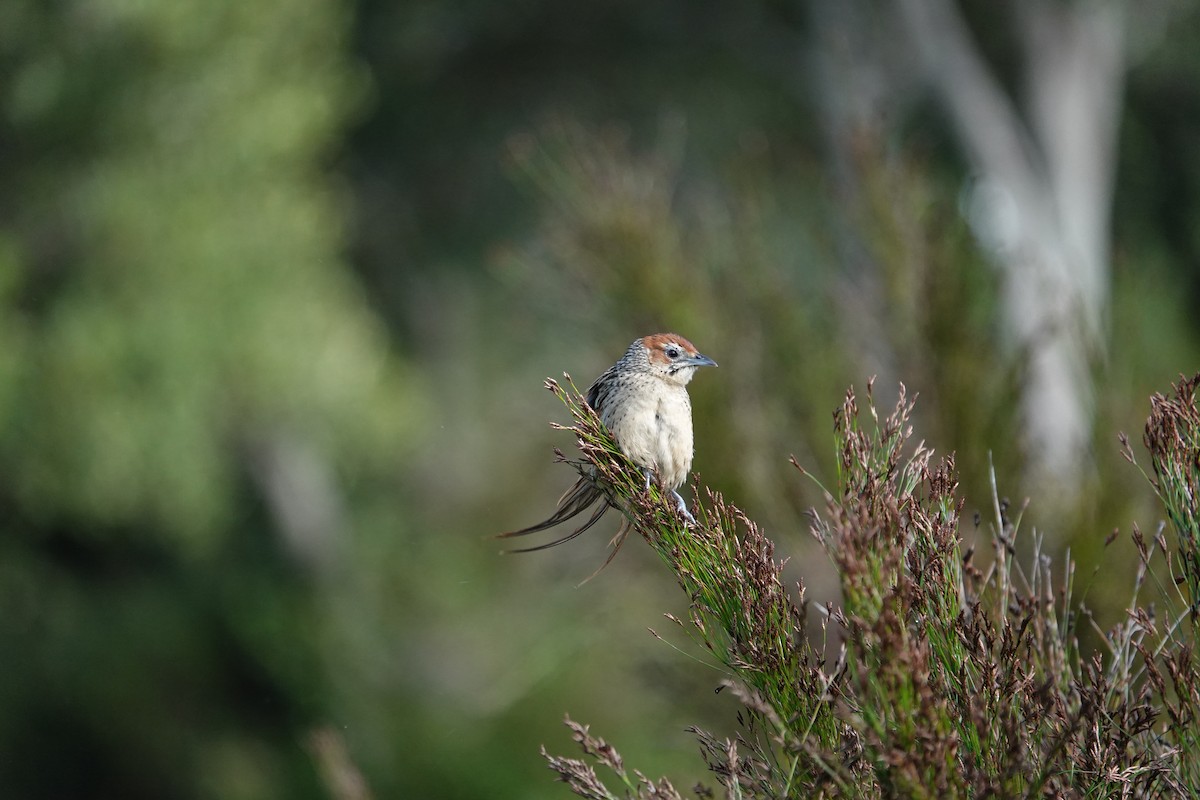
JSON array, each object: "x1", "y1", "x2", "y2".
[{"x1": 898, "y1": 0, "x2": 1129, "y2": 493}]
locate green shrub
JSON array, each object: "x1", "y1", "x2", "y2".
[{"x1": 538, "y1": 373, "x2": 1200, "y2": 798}]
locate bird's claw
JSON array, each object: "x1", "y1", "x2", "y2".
[
  {"x1": 640, "y1": 469, "x2": 696, "y2": 525},
  {"x1": 672, "y1": 490, "x2": 696, "y2": 525}
]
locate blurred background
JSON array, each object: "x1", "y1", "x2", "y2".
[{"x1": 2, "y1": 0, "x2": 1199, "y2": 797}]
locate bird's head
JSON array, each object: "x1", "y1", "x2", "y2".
[{"x1": 638, "y1": 333, "x2": 717, "y2": 386}]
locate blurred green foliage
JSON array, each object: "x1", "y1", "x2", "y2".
[
  {"x1": 1, "y1": 0, "x2": 400, "y2": 547},
  {"x1": 0, "y1": 1, "x2": 414, "y2": 797},
  {"x1": 1, "y1": 0, "x2": 1199, "y2": 798}
]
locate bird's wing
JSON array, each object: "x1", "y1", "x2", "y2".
[{"x1": 586, "y1": 366, "x2": 617, "y2": 411}]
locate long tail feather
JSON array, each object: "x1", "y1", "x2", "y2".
[
  {"x1": 576, "y1": 517, "x2": 634, "y2": 585},
  {"x1": 504, "y1": 500, "x2": 613, "y2": 553},
  {"x1": 497, "y1": 477, "x2": 603, "y2": 539}
]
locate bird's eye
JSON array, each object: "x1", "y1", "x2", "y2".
[{"x1": 664, "y1": 345, "x2": 681, "y2": 359}]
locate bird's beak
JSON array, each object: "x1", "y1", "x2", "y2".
[{"x1": 687, "y1": 353, "x2": 718, "y2": 368}]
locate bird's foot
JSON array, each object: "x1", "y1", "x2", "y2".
[
  {"x1": 672, "y1": 490, "x2": 696, "y2": 525},
  {"x1": 639, "y1": 470, "x2": 696, "y2": 525}
]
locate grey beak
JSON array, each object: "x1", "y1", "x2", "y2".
[{"x1": 688, "y1": 353, "x2": 717, "y2": 368}]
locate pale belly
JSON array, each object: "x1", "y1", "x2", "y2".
[{"x1": 604, "y1": 387, "x2": 694, "y2": 490}]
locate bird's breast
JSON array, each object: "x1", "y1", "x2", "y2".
[
  {"x1": 601, "y1": 378, "x2": 694, "y2": 490},
  {"x1": 653, "y1": 392, "x2": 694, "y2": 490}
]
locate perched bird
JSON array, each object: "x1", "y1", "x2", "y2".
[{"x1": 500, "y1": 333, "x2": 717, "y2": 565}]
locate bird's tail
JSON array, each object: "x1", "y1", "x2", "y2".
[
  {"x1": 575, "y1": 516, "x2": 634, "y2": 585},
  {"x1": 497, "y1": 476, "x2": 613, "y2": 552}
]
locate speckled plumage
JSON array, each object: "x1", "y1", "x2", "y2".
[
  {"x1": 500, "y1": 333, "x2": 717, "y2": 566},
  {"x1": 587, "y1": 334, "x2": 709, "y2": 490}
]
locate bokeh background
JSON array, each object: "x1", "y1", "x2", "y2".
[{"x1": 3, "y1": 0, "x2": 1199, "y2": 797}]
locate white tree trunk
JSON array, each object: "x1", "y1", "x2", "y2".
[{"x1": 898, "y1": 0, "x2": 1126, "y2": 493}]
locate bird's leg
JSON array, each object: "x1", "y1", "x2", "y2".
[
  {"x1": 639, "y1": 468, "x2": 695, "y2": 524},
  {"x1": 671, "y1": 489, "x2": 696, "y2": 524}
]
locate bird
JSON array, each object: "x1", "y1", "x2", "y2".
[{"x1": 499, "y1": 333, "x2": 717, "y2": 567}]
